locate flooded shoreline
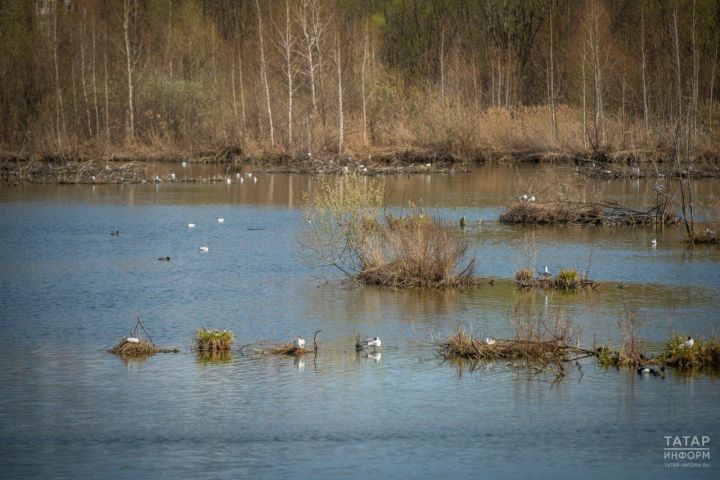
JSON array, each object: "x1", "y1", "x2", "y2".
[{"x1": 3, "y1": 147, "x2": 720, "y2": 185}]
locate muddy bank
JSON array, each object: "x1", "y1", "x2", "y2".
[{"x1": 2, "y1": 146, "x2": 719, "y2": 184}]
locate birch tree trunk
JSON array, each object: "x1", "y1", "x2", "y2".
[
  {"x1": 336, "y1": 33, "x2": 343, "y2": 154},
  {"x1": 256, "y1": 0, "x2": 274, "y2": 146},
  {"x1": 52, "y1": 0, "x2": 65, "y2": 148},
  {"x1": 91, "y1": 26, "x2": 100, "y2": 140},
  {"x1": 80, "y1": 24, "x2": 92, "y2": 138},
  {"x1": 361, "y1": 21, "x2": 369, "y2": 144},
  {"x1": 123, "y1": 0, "x2": 135, "y2": 142},
  {"x1": 672, "y1": 8, "x2": 683, "y2": 121},
  {"x1": 641, "y1": 13, "x2": 649, "y2": 131}
]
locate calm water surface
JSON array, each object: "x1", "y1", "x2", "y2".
[{"x1": 0, "y1": 165, "x2": 718, "y2": 479}]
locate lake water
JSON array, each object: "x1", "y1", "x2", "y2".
[{"x1": 1, "y1": 165, "x2": 718, "y2": 478}]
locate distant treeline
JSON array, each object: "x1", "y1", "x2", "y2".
[{"x1": 1, "y1": 0, "x2": 719, "y2": 157}]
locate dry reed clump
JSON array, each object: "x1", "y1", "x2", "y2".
[
  {"x1": 357, "y1": 215, "x2": 478, "y2": 288},
  {"x1": 514, "y1": 269, "x2": 534, "y2": 288},
  {"x1": 597, "y1": 307, "x2": 650, "y2": 368},
  {"x1": 658, "y1": 336, "x2": 720, "y2": 369},
  {"x1": 195, "y1": 328, "x2": 234, "y2": 352}
]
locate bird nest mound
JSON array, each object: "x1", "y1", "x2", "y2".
[
  {"x1": 437, "y1": 329, "x2": 590, "y2": 363},
  {"x1": 514, "y1": 269, "x2": 598, "y2": 291},
  {"x1": 241, "y1": 343, "x2": 312, "y2": 357},
  {"x1": 109, "y1": 338, "x2": 179, "y2": 359},
  {"x1": 499, "y1": 201, "x2": 675, "y2": 227}
]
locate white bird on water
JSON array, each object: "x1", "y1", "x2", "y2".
[
  {"x1": 188, "y1": 223, "x2": 196, "y2": 228},
  {"x1": 651, "y1": 238, "x2": 657, "y2": 247},
  {"x1": 682, "y1": 336, "x2": 694, "y2": 349},
  {"x1": 484, "y1": 337, "x2": 496, "y2": 345},
  {"x1": 253, "y1": 176, "x2": 257, "y2": 183},
  {"x1": 366, "y1": 336, "x2": 382, "y2": 349},
  {"x1": 182, "y1": 161, "x2": 188, "y2": 167},
  {"x1": 199, "y1": 246, "x2": 209, "y2": 252},
  {"x1": 126, "y1": 337, "x2": 140, "y2": 343},
  {"x1": 226, "y1": 178, "x2": 232, "y2": 184},
  {"x1": 542, "y1": 266, "x2": 552, "y2": 278},
  {"x1": 236, "y1": 173, "x2": 241, "y2": 179},
  {"x1": 218, "y1": 218, "x2": 224, "y2": 224},
  {"x1": 294, "y1": 337, "x2": 306, "y2": 348}
]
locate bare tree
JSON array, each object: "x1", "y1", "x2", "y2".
[
  {"x1": 361, "y1": 20, "x2": 369, "y2": 144},
  {"x1": 672, "y1": 8, "x2": 682, "y2": 121},
  {"x1": 641, "y1": 12, "x2": 649, "y2": 131},
  {"x1": 335, "y1": 30, "x2": 343, "y2": 154},
  {"x1": 256, "y1": 0, "x2": 274, "y2": 146},
  {"x1": 299, "y1": 0, "x2": 327, "y2": 118},
  {"x1": 91, "y1": 25, "x2": 100, "y2": 139},
  {"x1": 51, "y1": 0, "x2": 65, "y2": 148},
  {"x1": 276, "y1": 0, "x2": 298, "y2": 147},
  {"x1": 80, "y1": 20, "x2": 92, "y2": 138},
  {"x1": 547, "y1": 1, "x2": 556, "y2": 139},
  {"x1": 122, "y1": 0, "x2": 139, "y2": 142}
]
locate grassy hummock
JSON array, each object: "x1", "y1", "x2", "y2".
[
  {"x1": 597, "y1": 336, "x2": 720, "y2": 370},
  {"x1": 195, "y1": 328, "x2": 234, "y2": 351},
  {"x1": 658, "y1": 335, "x2": 720, "y2": 369},
  {"x1": 513, "y1": 268, "x2": 597, "y2": 291}
]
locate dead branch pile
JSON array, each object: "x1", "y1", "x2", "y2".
[
  {"x1": 500, "y1": 201, "x2": 675, "y2": 226},
  {"x1": 437, "y1": 328, "x2": 592, "y2": 364}
]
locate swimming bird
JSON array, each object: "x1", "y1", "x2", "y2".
[
  {"x1": 154, "y1": 175, "x2": 162, "y2": 183},
  {"x1": 199, "y1": 246, "x2": 209, "y2": 253},
  {"x1": 518, "y1": 194, "x2": 528, "y2": 202},
  {"x1": 651, "y1": 238, "x2": 657, "y2": 247},
  {"x1": 217, "y1": 218, "x2": 224, "y2": 224},
  {"x1": 637, "y1": 366, "x2": 650, "y2": 375},
  {"x1": 484, "y1": 337, "x2": 496, "y2": 345},
  {"x1": 226, "y1": 178, "x2": 232, "y2": 184},
  {"x1": 253, "y1": 176, "x2": 257, "y2": 183},
  {"x1": 706, "y1": 228, "x2": 716, "y2": 237},
  {"x1": 294, "y1": 337, "x2": 306, "y2": 349},
  {"x1": 245, "y1": 173, "x2": 252, "y2": 178},
  {"x1": 528, "y1": 195, "x2": 536, "y2": 202},
  {"x1": 126, "y1": 337, "x2": 140, "y2": 343},
  {"x1": 650, "y1": 366, "x2": 666, "y2": 377},
  {"x1": 682, "y1": 336, "x2": 694, "y2": 348},
  {"x1": 182, "y1": 161, "x2": 187, "y2": 167},
  {"x1": 366, "y1": 336, "x2": 382, "y2": 349},
  {"x1": 542, "y1": 266, "x2": 552, "y2": 278},
  {"x1": 425, "y1": 163, "x2": 431, "y2": 168},
  {"x1": 188, "y1": 223, "x2": 196, "y2": 228},
  {"x1": 236, "y1": 173, "x2": 241, "y2": 179},
  {"x1": 110, "y1": 230, "x2": 120, "y2": 236},
  {"x1": 158, "y1": 256, "x2": 171, "y2": 261},
  {"x1": 169, "y1": 172, "x2": 176, "y2": 180}
]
